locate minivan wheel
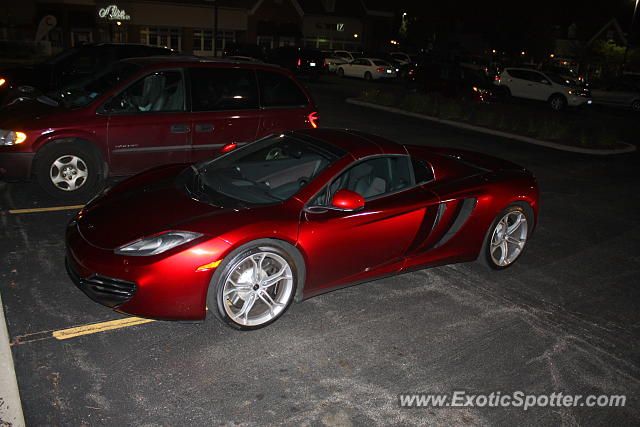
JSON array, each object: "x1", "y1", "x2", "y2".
[
  {"x1": 35, "y1": 142, "x2": 102, "y2": 199},
  {"x1": 549, "y1": 94, "x2": 567, "y2": 111}
]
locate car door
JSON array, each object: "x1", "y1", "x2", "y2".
[
  {"x1": 257, "y1": 69, "x2": 312, "y2": 137},
  {"x1": 188, "y1": 67, "x2": 260, "y2": 163},
  {"x1": 523, "y1": 71, "x2": 553, "y2": 100},
  {"x1": 102, "y1": 69, "x2": 190, "y2": 175},
  {"x1": 298, "y1": 155, "x2": 440, "y2": 293},
  {"x1": 503, "y1": 69, "x2": 528, "y2": 97}
]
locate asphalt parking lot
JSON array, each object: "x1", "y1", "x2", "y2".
[{"x1": 1, "y1": 74, "x2": 639, "y2": 426}]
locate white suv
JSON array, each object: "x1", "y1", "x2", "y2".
[{"x1": 495, "y1": 67, "x2": 592, "y2": 110}]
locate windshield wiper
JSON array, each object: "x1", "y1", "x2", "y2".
[{"x1": 36, "y1": 95, "x2": 59, "y2": 107}]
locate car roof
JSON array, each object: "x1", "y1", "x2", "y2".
[
  {"x1": 121, "y1": 55, "x2": 287, "y2": 71},
  {"x1": 290, "y1": 129, "x2": 406, "y2": 159}
]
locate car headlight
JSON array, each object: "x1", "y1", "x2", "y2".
[
  {"x1": 115, "y1": 231, "x2": 203, "y2": 256},
  {"x1": 0, "y1": 78, "x2": 6, "y2": 87},
  {"x1": 0, "y1": 129, "x2": 27, "y2": 146}
]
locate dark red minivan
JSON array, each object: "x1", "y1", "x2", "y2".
[{"x1": 0, "y1": 57, "x2": 319, "y2": 197}]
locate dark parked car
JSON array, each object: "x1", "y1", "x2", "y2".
[
  {"x1": 66, "y1": 128, "x2": 539, "y2": 330},
  {"x1": 0, "y1": 43, "x2": 175, "y2": 106},
  {"x1": 406, "y1": 62, "x2": 496, "y2": 103},
  {"x1": 265, "y1": 46, "x2": 325, "y2": 81},
  {"x1": 0, "y1": 57, "x2": 319, "y2": 198}
]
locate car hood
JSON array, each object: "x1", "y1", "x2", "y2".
[
  {"x1": 77, "y1": 165, "x2": 239, "y2": 250},
  {"x1": 0, "y1": 97, "x2": 66, "y2": 129}
]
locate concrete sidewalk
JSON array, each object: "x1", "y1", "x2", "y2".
[{"x1": 0, "y1": 292, "x2": 25, "y2": 427}]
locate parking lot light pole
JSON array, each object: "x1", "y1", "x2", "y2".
[{"x1": 623, "y1": 0, "x2": 639, "y2": 71}]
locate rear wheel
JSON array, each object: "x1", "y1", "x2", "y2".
[
  {"x1": 631, "y1": 99, "x2": 640, "y2": 112},
  {"x1": 208, "y1": 241, "x2": 299, "y2": 330},
  {"x1": 364, "y1": 71, "x2": 372, "y2": 81},
  {"x1": 35, "y1": 141, "x2": 102, "y2": 199},
  {"x1": 337, "y1": 68, "x2": 344, "y2": 77},
  {"x1": 481, "y1": 204, "x2": 532, "y2": 270}
]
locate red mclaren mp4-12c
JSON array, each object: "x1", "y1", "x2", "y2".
[{"x1": 66, "y1": 129, "x2": 539, "y2": 330}]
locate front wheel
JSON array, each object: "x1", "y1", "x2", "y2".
[
  {"x1": 337, "y1": 68, "x2": 344, "y2": 77},
  {"x1": 208, "y1": 241, "x2": 298, "y2": 330},
  {"x1": 481, "y1": 204, "x2": 532, "y2": 270},
  {"x1": 35, "y1": 141, "x2": 102, "y2": 199},
  {"x1": 631, "y1": 99, "x2": 640, "y2": 112},
  {"x1": 549, "y1": 94, "x2": 567, "y2": 111}
]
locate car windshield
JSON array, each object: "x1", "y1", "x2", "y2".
[
  {"x1": 47, "y1": 61, "x2": 142, "y2": 109},
  {"x1": 547, "y1": 73, "x2": 574, "y2": 86},
  {"x1": 185, "y1": 134, "x2": 343, "y2": 206},
  {"x1": 42, "y1": 47, "x2": 80, "y2": 65}
]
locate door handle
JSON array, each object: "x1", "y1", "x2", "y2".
[
  {"x1": 171, "y1": 124, "x2": 190, "y2": 133},
  {"x1": 195, "y1": 124, "x2": 214, "y2": 132}
]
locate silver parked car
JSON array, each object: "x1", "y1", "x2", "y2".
[{"x1": 589, "y1": 79, "x2": 640, "y2": 112}]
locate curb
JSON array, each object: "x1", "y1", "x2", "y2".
[
  {"x1": 0, "y1": 292, "x2": 25, "y2": 427},
  {"x1": 346, "y1": 98, "x2": 637, "y2": 155}
]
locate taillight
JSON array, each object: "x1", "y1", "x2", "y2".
[
  {"x1": 494, "y1": 76, "x2": 499, "y2": 81},
  {"x1": 308, "y1": 111, "x2": 319, "y2": 129},
  {"x1": 297, "y1": 58, "x2": 301, "y2": 67},
  {"x1": 221, "y1": 142, "x2": 237, "y2": 153},
  {"x1": 376, "y1": 68, "x2": 385, "y2": 72}
]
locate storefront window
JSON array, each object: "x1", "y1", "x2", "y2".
[
  {"x1": 193, "y1": 29, "x2": 235, "y2": 54},
  {"x1": 140, "y1": 27, "x2": 181, "y2": 50}
]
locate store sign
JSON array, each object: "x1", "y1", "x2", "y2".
[{"x1": 98, "y1": 5, "x2": 131, "y2": 21}]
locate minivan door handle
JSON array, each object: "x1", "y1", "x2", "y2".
[
  {"x1": 195, "y1": 124, "x2": 214, "y2": 132},
  {"x1": 171, "y1": 124, "x2": 190, "y2": 133}
]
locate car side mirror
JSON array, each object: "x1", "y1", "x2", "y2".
[
  {"x1": 304, "y1": 189, "x2": 365, "y2": 214},
  {"x1": 331, "y1": 189, "x2": 364, "y2": 211}
]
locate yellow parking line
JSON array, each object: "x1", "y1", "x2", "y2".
[
  {"x1": 52, "y1": 317, "x2": 156, "y2": 340},
  {"x1": 8, "y1": 205, "x2": 84, "y2": 214}
]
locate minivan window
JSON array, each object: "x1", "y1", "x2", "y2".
[
  {"x1": 49, "y1": 61, "x2": 142, "y2": 108},
  {"x1": 105, "y1": 70, "x2": 185, "y2": 113},
  {"x1": 189, "y1": 67, "x2": 259, "y2": 111},
  {"x1": 257, "y1": 70, "x2": 308, "y2": 108}
]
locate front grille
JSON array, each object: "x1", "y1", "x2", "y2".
[{"x1": 66, "y1": 258, "x2": 137, "y2": 308}]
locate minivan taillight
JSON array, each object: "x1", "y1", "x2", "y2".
[{"x1": 308, "y1": 112, "x2": 319, "y2": 128}]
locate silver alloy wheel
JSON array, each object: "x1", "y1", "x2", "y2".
[
  {"x1": 550, "y1": 96, "x2": 564, "y2": 110},
  {"x1": 222, "y1": 251, "x2": 294, "y2": 327},
  {"x1": 490, "y1": 211, "x2": 528, "y2": 267},
  {"x1": 50, "y1": 154, "x2": 89, "y2": 191}
]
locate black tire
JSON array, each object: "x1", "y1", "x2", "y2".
[
  {"x1": 35, "y1": 141, "x2": 102, "y2": 199},
  {"x1": 337, "y1": 68, "x2": 344, "y2": 77},
  {"x1": 479, "y1": 203, "x2": 533, "y2": 270},
  {"x1": 501, "y1": 86, "x2": 511, "y2": 97},
  {"x1": 631, "y1": 100, "x2": 640, "y2": 112},
  {"x1": 364, "y1": 71, "x2": 372, "y2": 81},
  {"x1": 207, "y1": 239, "x2": 301, "y2": 330},
  {"x1": 549, "y1": 94, "x2": 567, "y2": 111}
]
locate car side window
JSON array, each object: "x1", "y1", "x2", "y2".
[
  {"x1": 105, "y1": 70, "x2": 185, "y2": 113},
  {"x1": 411, "y1": 157, "x2": 434, "y2": 184},
  {"x1": 257, "y1": 70, "x2": 308, "y2": 108},
  {"x1": 189, "y1": 68, "x2": 259, "y2": 111},
  {"x1": 312, "y1": 156, "x2": 414, "y2": 206}
]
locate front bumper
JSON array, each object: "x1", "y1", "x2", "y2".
[
  {"x1": 66, "y1": 258, "x2": 137, "y2": 308},
  {"x1": 0, "y1": 152, "x2": 35, "y2": 179},
  {"x1": 65, "y1": 220, "x2": 231, "y2": 320}
]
